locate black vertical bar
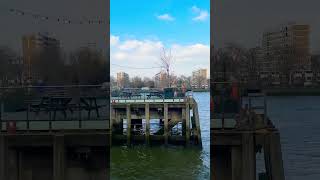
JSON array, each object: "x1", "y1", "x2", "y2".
[
  {"x1": 79, "y1": 99, "x2": 82, "y2": 129},
  {"x1": 27, "y1": 103, "x2": 30, "y2": 131},
  {"x1": 49, "y1": 115, "x2": 52, "y2": 131},
  {"x1": 0, "y1": 95, "x2": 2, "y2": 132}
]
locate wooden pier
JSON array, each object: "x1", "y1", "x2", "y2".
[
  {"x1": 0, "y1": 86, "x2": 110, "y2": 180},
  {"x1": 211, "y1": 128, "x2": 285, "y2": 180},
  {"x1": 111, "y1": 97, "x2": 202, "y2": 148},
  {"x1": 211, "y1": 83, "x2": 285, "y2": 180},
  {"x1": 0, "y1": 132, "x2": 110, "y2": 180}
]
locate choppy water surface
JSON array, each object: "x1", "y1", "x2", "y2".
[
  {"x1": 111, "y1": 92, "x2": 210, "y2": 180},
  {"x1": 256, "y1": 96, "x2": 320, "y2": 180}
]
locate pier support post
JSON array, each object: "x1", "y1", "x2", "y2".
[
  {"x1": 185, "y1": 103, "x2": 190, "y2": 146},
  {"x1": 0, "y1": 136, "x2": 7, "y2": 180},
  {"x1": 232, "y1": 146, "x2": 242, "y2": 180},
  {"x1": 110, "y1": 107, "x2": 115, "y2": 146},
  {"x1": 115, "y1": 111, "x2": 123, "y2": 134},
  {"x1": 53, "y1": 135, "x2": 65, "y2": 180},
  {"x1": 264, "y1": 132, "x2": 285, "y2": 180},
  {"x1": 145, "y1": 103, "x2": 150, "y2": 145},
  {"x1": 126, "y1": 105, "x2": 131, "y2": 145},
  {"x1": 192, "y1": 101, "x2": 202, "y2": 147},
  {"x1": 214, "y1": 146, "x2": 232, "y2": 180},
  {"x1": 18, "y1": 151, "x2": 23, "y2": 180},
  {"x1": 182, "y1": 108, "x2": 186, "y2": 135},
  {"x1": 241, "y1": 133, "x2": 255, "y2": 180},
  {"x1": 164, "y1": 103, "x2": 168, "y2": 145},
  {"x1": 0, "y1": 101, "x2": 3, "y2": 131}
]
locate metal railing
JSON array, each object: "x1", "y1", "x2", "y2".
[
  {"x1": 211, "y1": 82, "x2": 269, "y2": 129},
  {"x1": 111, "y1": 89, "x2": 191, "y2": 104},
  {"x1": 0, "y1": 85, "x2": 110, "y2": 132},
  {"x1": 211, "y1": 82, "x2": 240, "y2": 129},
  {"x1": 111, "y1": 97, "x2": 186, "y2": 104}
]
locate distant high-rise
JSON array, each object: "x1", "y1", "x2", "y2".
[
  {"x1": 259, "y1": 23, "x2": 311, "y2": 85},
  {"x1": 116, "y1": 72, "x2": 129, "y2": 88},
  {"x1": 192, "y1": 68, "x2": 208, "y2": 89},
  {"x1": 22, "y1": 32, "x2": 60, "y2": 83},
  {"x1": 154, "y1": 71, "x2": 169, "y2": 89}
]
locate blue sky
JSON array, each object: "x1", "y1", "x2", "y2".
[
  {"x1": 111, "y1": 0, "x2": 209, "y2": 45},
  {"x1": 110, "y1": 0, "x2": 210, "y2": 77}
]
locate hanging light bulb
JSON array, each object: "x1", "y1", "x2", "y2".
[{"x1": 8, "y1": 7, "x2": 106, "y2": 25}]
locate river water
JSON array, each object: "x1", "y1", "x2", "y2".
[
  {"x1": 110, "y1": 92, "x2": 210, "y2": 180},
  {"x1": 110, "y1": 94, "x2": 320, "y2": 180},
  {"x1": 259, "y1": 96, "x2": 320, "y2": 180}
]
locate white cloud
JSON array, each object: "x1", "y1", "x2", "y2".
[
  {"x1": 172, "y1": 44, "x2": 210, "y2": 62},
  {"x1": 191, "y1": 6, "x2": 209, "y2": 22},
  {"x1": 110, "y1": 35, "x2": 119, "y2": 46},
  {"x1": 156, "y1": 13, "x2": 175, "y2": 21},
  {"x1": 111, "y1": 35, "x2": 209, "y2": 77},
  {"x1": 191, "y1": 6, "x2": 201, "y2": 13}
]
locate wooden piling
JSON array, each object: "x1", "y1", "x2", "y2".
[
  {"x1": 0, "y1": 136, "x2": 7, "y2": 180},
  {"x1": 115, "y1": 111, "x2": 123, "y2": 134},
  {"x1": 231, "y1": 146, "x2": 242, "y2": 180},
  {"x1": 53, "y1": 135, "x2": 65, "y2": 180},
  {"x1": 126, "y1": 104, "x2": 131, "y2": 145},
  {"x1": 110, "y1": 107, "x2": 115, "y2": 146},
  {"x1": 145, "y1": 103, "x2": 150, "y2": 145},
  {"x1": 241, "y1": 133, "x2": 255, "y2": 180},
  {"x1": 164, "y1": 103, "x2": 169, "y2": 145},
  {"x1": 192, "y1": 100, "x2": 202, "y2": 147},
  {"x1": 214, "y1": 146, "x2": 232, "y2": 180},
  {"x1": 264, "y1": 132, "x2": 285, "y2": 180},
  {"x1": 0, "y1": 101, "x2": 3, "y2": 131},
  {"x1": 18, "y1": 151, "x2": 23, "y2": 180},
  {"x1": 182, "y1": 108, "x2": 186, "y2": 136},
  {"x1": 185, "y1": 103, "x2": 190, "y2": 146}
]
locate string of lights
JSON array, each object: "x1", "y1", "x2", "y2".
[{"x1": 6, "y1": 7, "x2": 107, "y2": 25}]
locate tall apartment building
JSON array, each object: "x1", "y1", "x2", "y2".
[
  {"x1": 192, "y1": 68, "x2": 208, "y2": 89},
  {"x1": 116, "y1": 72, "x2": 129, "y2": 88},
  {"x1": 22, "y1": 32, "x2": 60, "y2": 83},
  {"x1": 259, "y1": 23, "x2": 311, "y2": 85},
  {"x1": 154, "y1": 71, "x2": 169, "y2": 89}
]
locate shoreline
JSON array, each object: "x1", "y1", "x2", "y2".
[
  {"x1": 264, "y1": 87, "x2": 320, "y2": 96},
  {"x1": 192, "y1": 89, "x2": 210, "y2": 92}
]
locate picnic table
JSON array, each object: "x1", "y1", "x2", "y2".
[
  {"x1": 80, "y1": 96, "x2": 103, "y2": 119},
  {"x1": 30, "y1": 96, "x2": 73, "y2": 120},
  {"x1": 131, "y1": 92, "x2": 142, "y2": 98},
  {"x1": 120, "y1": 92, "x2": 132, "y2": 99},
  {"x1": 30, "y1": 89, "x2": 105, "y2": 120}
]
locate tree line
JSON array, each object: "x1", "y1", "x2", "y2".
[{"x1": 0, "y1": 46, "x2": 108, "y2": 86}]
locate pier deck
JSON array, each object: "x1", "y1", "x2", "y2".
[{"x1": 111, "y1": 96, "x2": 202, "y2": 147}]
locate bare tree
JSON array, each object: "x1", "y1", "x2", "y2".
[
  {"x1": 159, "y1": 47, "x2": 174, "y2": 87},
  {"x1": 131, "y1": 76, "x2": 143, "y2": 88},
  {"x1": 69, "y1": 47, "x2": 107, "y2": 85},
  {"x1": 0, "y1": 46, "x2": 20, "y2": 86}
]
